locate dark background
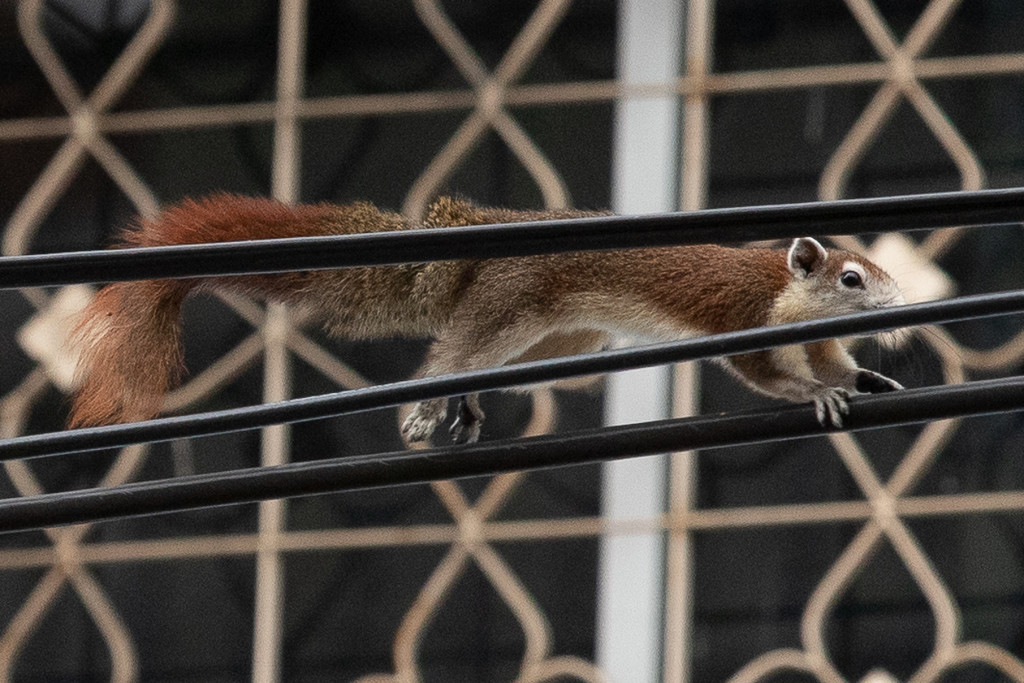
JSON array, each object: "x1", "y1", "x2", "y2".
[{"x1": 0, "y1": 0, "x2": 1023, "y2": 680}]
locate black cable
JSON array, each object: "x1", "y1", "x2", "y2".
[
  {"x1": 3, "y1": 288, "x2": 1024, "y2": 461},
  {"x1": 2, "y1": 187, "x2": 1024, "y2": 288},
  {"x1": 0, "y1": 375, "x2": 1021, "y2": 533}
]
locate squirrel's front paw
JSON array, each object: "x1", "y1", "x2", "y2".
[
  {"x1": 855, "y1": 369, "x2": 904, "y2": 394},
  {"x1": 811, "y1": 386, "x2": 850, "y2": 428},
  {"x1": 401, "y1": 398, "x2": 447, "y2": 444}
]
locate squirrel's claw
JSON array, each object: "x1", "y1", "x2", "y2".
[
  {"x1": 449, "y1": 396, "x2": 483, "y2": 445},
  {"x1": 402, "y1": 396, "x2": 485, "y2": 445},
  {"x1": 449, "y1": 417, "x2": 481, "y2": 445},
  {"x1": 855, "y1": 369, "x2": 904, "y2": 394},
  {"x1": 401, "y1": 398, "x2": 447, "y2": 444},
  {"x1": 812, "y1": 386, "x2": 850, "y2": 428}
]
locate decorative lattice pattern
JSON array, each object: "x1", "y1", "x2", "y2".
[{"x1": 1, "y1": 0, "x2": 1023, "y2": 681}]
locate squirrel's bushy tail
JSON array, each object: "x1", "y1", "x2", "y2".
[
  {"x1": 70, "y1": 279, "x2": 190, "y2": 427},
  {"x1": 69, "y1": 194, "x2": 350, "y2": 427}
]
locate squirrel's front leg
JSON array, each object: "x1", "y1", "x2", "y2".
[
  {"x1": 728, "y1": 348, "x2": 852, "y2": 427},
  {"x1": 805, "y1": 340, "x2": 904, "y2": 395}
]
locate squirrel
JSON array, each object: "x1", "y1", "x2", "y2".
[{"x1": 68, "y1": 193, "x2": 905, "y2": 443}]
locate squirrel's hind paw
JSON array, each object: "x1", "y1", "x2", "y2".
[
  {"x1": 449, "y1": 396, "x2": 483, "y2": 445},
  {"x1": 402, "y1": 398, "x2": 447, "y2": 444},
  {"x1": 449, "y1": 416, "x2": 481, "y2": 445}
]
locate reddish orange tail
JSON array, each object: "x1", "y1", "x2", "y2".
[
  {"x1": 68, "y1": 193, "x2": 401, "y2": 428},
  {"x1": 67, "y1": 194, "x2": 385, "y2": 426},
  {"x1": 69, "y1": 279, "x2": 191, "y2": 427}
]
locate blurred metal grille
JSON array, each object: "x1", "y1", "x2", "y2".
[{"x1": 0, "y1": 0, "x2": 1023, "y2": 681}]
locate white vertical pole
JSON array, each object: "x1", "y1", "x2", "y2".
[
  {"x1": 252, "y1": 2, "x2": 307, "y2": 681},
  {"x1": 596, "y1": 1, "x2": 683, "y2": 681}
]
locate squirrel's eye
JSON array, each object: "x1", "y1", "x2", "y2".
[{"x1": 840, "y1": 270, "x2": 863, "y2": 288}]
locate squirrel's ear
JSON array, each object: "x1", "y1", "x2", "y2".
[{"x1": 787, "y1": 237, "x2": 827, "y2": 278}]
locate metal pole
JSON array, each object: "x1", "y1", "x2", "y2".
[
  {"x1": 598, "y1": 0, "x2": 684, "y2": 679},
  {"x1": 252, "y1": 2, "x2": 307, "y2": 681}
]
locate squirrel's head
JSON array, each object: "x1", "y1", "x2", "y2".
[{"x1": 774, "y1": 237, "x2": 905, "y2": 323}]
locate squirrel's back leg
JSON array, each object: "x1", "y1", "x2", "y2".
[
  {"x1": 400, "y1": 321, "x2": 538, "y2": 445},
  {"x1": 401, "y1": 327, "x2": 609, "y2": 445},
  {"x1": 449, "y1": 394, "x2": 483, "y2": 445}
]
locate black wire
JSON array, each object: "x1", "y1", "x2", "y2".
[
  {"x1": 2, "y1": 187, "x2": 1024, "y2": 288},
  {"x1": 1, "y1": 189, "x2": 1023, "y2": 530},
  {"x1": 0, "y1": 375, "x2": 1021, "y2": 533},
  {"x1": 3, "y1": 288, "x2": 1024, "y2": 461}
]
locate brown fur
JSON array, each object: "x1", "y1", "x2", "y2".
[
  {"x1": 69, "y1": 195, "x2": 904, "y2": 436},
  {"x1": 71, "y1": 279, "x2": 190, "y2": 427}
]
